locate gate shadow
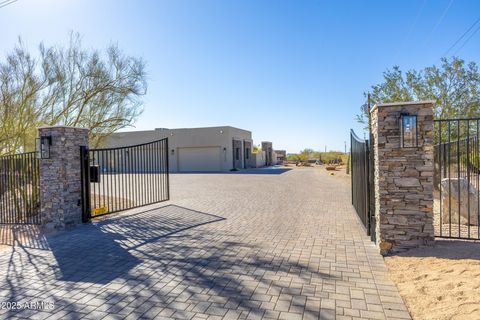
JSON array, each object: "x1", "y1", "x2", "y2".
[
  {"x1": 2, "y1": 204, "x2": 335, "y2": 319},
  {"x1": 50, "y1": 205, "x2": 226, "y2": 283}
]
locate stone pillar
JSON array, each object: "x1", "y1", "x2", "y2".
[
  {"x1": 38, "y1": 126, "x2": 89, "y2": 232},
  {"x1": 370, "y1": 101, "x2": 435, "y2": 254}
]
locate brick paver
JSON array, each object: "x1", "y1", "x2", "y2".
[{"x1": 0, "y1": 168, "x2": 410, "y2": 319}]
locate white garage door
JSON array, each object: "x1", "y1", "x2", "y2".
[{"x1": 178, "y1": 147, "x2": 222, "y2": 172}]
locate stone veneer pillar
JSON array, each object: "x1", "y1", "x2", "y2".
[
  {"x1": 38, "y1": 126, "x2": 89, "y2": 232},
  {"x1": 370, "y1": 101, "x2": 435, "y2": 254}
]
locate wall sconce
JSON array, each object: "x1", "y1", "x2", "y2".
[
  {"x1": 223, "y1": 147, "x2": 227, "y2": 161},
  {"x1": 219, "y1": 130, "x2": 224, "y2": 134},
  {"x1": 36, "y1": 136, "x2": 52, "y2": 159},
  {"x1": 400, "y1": 113, "x2": 418, "y2": 148},
  {"x1": 171, "y1": 149, "x2": 175, "y2": 155}
]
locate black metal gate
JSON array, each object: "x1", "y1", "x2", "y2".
[
  {"x1": 350, "y1": 130, "x2": 375, "y2": 240},
  {"x1": 0, "y1": 152, "x2": 41, "y2": 224},
  {"x1": 434, "y1": 118, "x2": 480, "y2": 240},
  {"x1": 80, "y1": 138, "x2": 170, "y2": 222}
]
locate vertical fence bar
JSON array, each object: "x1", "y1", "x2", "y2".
[
  {"x1": 439, "y1": 122, "x2": 443, "y2": 237},
  {"x1": 0, "y1": 158, "x2": 3, "y2": 223},
  {"x1": 448, "y1": 121, "x2": 452, "y2": 237},
  {"x1": 160, "y1": 141, "x2": 164, "y2": 201},
  {"x1": 147, "y1": 142, "x2": 152, "y2": 205},
  {"x1": 467, "y1": 120, "x2": 471, "y2": 237},
  {"x1": 166, "y1": 138, "x2": 170, "y2": 200},
  {"x1": 457, "y1": 120, "x2": 461, "y2": 237},
  {"x1": 153, "y1": 141, "x2": 158, "y2": 203},
  {"x1": 478, "y1": 121, "x2": 480, "y2": 239},
  {"x1": 133, "y1": 147, "x2": 137, "y2": 206}
]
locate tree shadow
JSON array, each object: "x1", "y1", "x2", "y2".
[{"x1": 1, "y1": 204, "x2": 335, "y2": 319}]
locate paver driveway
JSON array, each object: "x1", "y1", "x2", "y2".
[{"x1": 0, "y1": 167, "x2": 410, "y2": 320}]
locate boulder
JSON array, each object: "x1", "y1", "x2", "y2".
[{"x1": 441, "y1": 178, "x2": 479, "y2": 226}]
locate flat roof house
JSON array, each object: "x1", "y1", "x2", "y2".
[{"x1": 104, "y1": 126, "x2": 253, "y2": 172}]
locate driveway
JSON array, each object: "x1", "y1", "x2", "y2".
[{"x1": 0, "y1": 168, "x2": 410, "y2": 320}]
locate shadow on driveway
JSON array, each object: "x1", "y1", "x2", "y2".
[{"x1": 1, "y1": 203, "x2": 335, "y2": 319}]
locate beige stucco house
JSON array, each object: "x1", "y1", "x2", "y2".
[{"x1": 104, "y1": 126, "x2": 253, "y2": 172}]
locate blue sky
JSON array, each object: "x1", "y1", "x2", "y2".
[{"x1": 1, "y1": 0, "x2": 480, "y2": 153}]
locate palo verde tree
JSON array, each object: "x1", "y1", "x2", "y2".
[
  {"x1": 0, "y1": 33, "x2": 147, "y2": 155},
  {"x1": 356, "y1": 57, "x2": 480, "y2": 129}
]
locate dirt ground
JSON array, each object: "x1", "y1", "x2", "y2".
[
  {"x1": 385, "y1": 240, "x2": 480, "y2": 320},
  {"x1": 284, "y1": 163, "x2": 351, "y2": 184}
]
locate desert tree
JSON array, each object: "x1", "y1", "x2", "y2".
[
  {"x1": 356, "y1": 57, "x2": 480, "y2": 130},
  {"x1": 0, "y1": 33, "x2": 147, "y2": 155}
]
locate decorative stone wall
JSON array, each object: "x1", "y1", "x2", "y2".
[
  {"x1": 38, "y1": 126, "x2": 89, "y2": 232},
  {"x1": 370, "y1": 101, "x2": 435, "y2": 254}
]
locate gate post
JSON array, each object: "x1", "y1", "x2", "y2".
[
  {"x1": 38, "y1": 126, "x2": 89, "y2": 232},
  {"x1": 370, "y1": 101, "x2": 435, "y2": 254}
]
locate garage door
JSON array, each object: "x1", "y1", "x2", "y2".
[{"x1": 178, "y1": 147, "x2": 222, "y2": 172}]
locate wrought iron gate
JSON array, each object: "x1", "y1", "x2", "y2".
[
  {"x1": 434, "y1": 118, "x2": 480, "y2": 240},
  {"x1": 0, "y1": 152, "x2": 41, "y2": 224},
  {"x1": 350, "y1": 130, "x2": 375, "y2": 241},
  {"x1": 80, "y1": 138, "x2": 170, "y2": 221}
]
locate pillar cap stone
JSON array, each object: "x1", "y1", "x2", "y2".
[{"x1": 370, "y1": 100, "x2": 435, "y2": 113}]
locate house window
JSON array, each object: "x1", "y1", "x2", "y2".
[
  {"x1": 245, "y1": 148, "x2": 250, "y2": 159},
  {"x1": 235, "y1": 148, "x2": 240, "y2": 160}
]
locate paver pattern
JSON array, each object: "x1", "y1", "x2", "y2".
[{"x1": 0, "y1": 168, "x2": 410, "y2": 319}]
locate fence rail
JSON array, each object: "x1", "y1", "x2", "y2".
[{"x1": 0, "y1": 152, "x2": 40, "y2": 224}]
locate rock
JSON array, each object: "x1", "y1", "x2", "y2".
[
  {"x1": 379, "y1": 240, "x2": 394, "y2": 255},
  {"x1": 440, "y1": 178, "x2": 479, "y2": 226}
]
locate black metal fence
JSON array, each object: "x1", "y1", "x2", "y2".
[
  {"x1": 81, "y1": 138, "x2": 170, "y2": 221},
  {"x1": 0, "y1": 152, "x2": 40, "y2": 224},
  {"x1": 350, "y1": 130, "x2": 375, "y2": 239},
  {"x1": 434, "y1": 118, "x2": 480, "y2": 239}
]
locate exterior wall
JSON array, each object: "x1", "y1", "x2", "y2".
[
  {"x1": 272, "y1": 151, "x2": 278, "y2": 165},
  {"x1": 253, "y1": 151, "x2": 266, "y2": 168},
  {"x1": 243, "y1": 140, "x2": 252, "y2": 168},
  {"x1": 275, "y1": 150, "x2": 287, "y2": 164},
  {"x1": 104, "y1": 126, "x2": 252, "y2": 172},
  {"x1": 38, "y1": 126, "x2": 89, "y2": 232},
  {"x1": 232, "y1": 140, "x2": 243, "y2": 169},
  {"x1": 262, "y1": 142, "x2": 273, "y2": 166},
  {"x1": 371, "y1": 101, "x2": 435, "y2": 254}
]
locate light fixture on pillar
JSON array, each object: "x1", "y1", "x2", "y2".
[
  {"x1": 400, "y1": 113, "x2": 418, "y2": 148},
  {"x1": 36, "y1": 136, "x2": 52, "y2": 159},
  {"x1": 171, "y1": 149, "x2": 175, "y2": 156}
]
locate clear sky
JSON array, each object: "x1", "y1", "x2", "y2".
[{"x1": 1, "y1": 0, "x2": 480, "y2": 153}]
